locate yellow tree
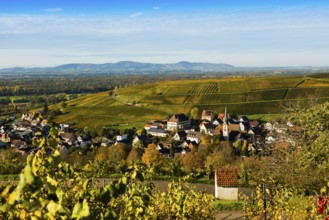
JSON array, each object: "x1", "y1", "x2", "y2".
[
  {"x1": 127, "y1": 146, "x2": 145, "y2": 162},
  {"x1": 95, "y1": 146, "x2": 108, "y2": 161},
  {"x1": 141, "y1": 144, "x2": 163, "y2": 166}
]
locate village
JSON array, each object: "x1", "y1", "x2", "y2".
[{"x1": 0, "y1": 108, "x2": 303, "y2": 161}]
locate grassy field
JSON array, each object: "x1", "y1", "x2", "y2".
[{"x1": 54, "y1": 74, "x2": 329, "y2": 128}]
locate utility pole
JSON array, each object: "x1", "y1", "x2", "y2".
[{"x1": 263, "y1": 183, "x2": 267, "y2": 220}]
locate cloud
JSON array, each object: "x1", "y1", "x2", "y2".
[
  {"x1": 153, "y1": 6, "x2": 160, "y2": 10},
  {"x1": 0, "y1": 7, "x2": 329, "y2": 67},
  {"x1": 129, "y1": 12, "x2": 143, "y2": 18},
  {"x1": 44, "y1": 8, "x2": 63, "y2": 13},
  {"x1": 0, "y1": 8, "x2": 328, "y2": 36}
]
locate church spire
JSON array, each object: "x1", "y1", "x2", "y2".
[
  {"x1": 223, "y1": 106, "x2": 229, "y2": 140},
  {"x1": 223, "y1": 106, "x2": 227, "y2": 124}
]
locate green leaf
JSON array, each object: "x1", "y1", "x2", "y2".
[
  {"x1": 47, "y1": 175, "x2": 58, "y2": 187},
  {"x1": 24, "y1": 164, "x2": 35, "y2": 185},
  {"x1": 71, "y1": 199, "x2": 90, "y2": 219},
  {"x1": 72, "y1": 202, "x2": 82, "y2": 218},
  {"x1": 47, "y1": 200, "x2": 61, "y2": 216},
  {"x1": 8, "y1": 191, "x2": 17, "y2": 205},
  {"x1": 121, "y1": 176, "x2": 128, "y2": 185},
  {"x1": 320, "y1": 186, "x2": 327, "y2": 194}
]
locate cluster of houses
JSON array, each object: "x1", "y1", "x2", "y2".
[
  {"x1": 143, "y1": 108, "x2": 303, "y2": 157},
  {"x1": 143, "y1": 109, "x2": 264, "y2": 156},
  {"x1": 0, "y1": 113, "x2": 93, "y2": 157},
  {"x1": 0, "y1": 109, "x2": 303, "y2": 159}
]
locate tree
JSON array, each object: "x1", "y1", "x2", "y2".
[
  {"x1": 190, "y1": 107, "x2": 199, "y2": 120},
  {"x1": 127, "y1": 146, "x2": 145, "y2": 162},
  {"x1": 201, "y1": 134, "x2": 212, "y2": 145},
  {"x1": 142, "y1": 144, "x2": 163, "y2": 166},
  {"x1": 181, "y1": 149, "x2": 204, "y2": 173},
  {"x1": 43, "y1": 101, "x2": 48, "y2": 114},
  {"x1": 233, "y1": 139, "x2": 247, "y2": 156},
  {"x1": 108, "y1": 143, "x2": 130, "y2": 163},
  {"x1": 95, "y1": 146, "x2": 109, "y2": 161},
  {"x1": 246, "y1": 101, "x2": 329, "y2": 189},
  {"x1": 205, "y1": 141, "x2": 235, "y2": 178}
]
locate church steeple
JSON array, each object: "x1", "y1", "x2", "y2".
[
  {"x1": 222, "y1": 106, "x2": 229, "y2": 140},
  {"x1": 223, "y1": 106, "x2": 227, "y2": 124}
]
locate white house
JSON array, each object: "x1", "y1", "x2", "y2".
[
  {"x1": 201, "y1": 110, "x2": 214, "y2": 121},
  {"x1": 186, "y1": 131, "x2": 202, "y2": 144},
  {"x1": 199, "y1": 123, "x2": 214, "y2": 135},
  {"x1": 167, "y1": 114, "x2": 191, "y2": 131},
  {"x1": 172, "y1": 131, "x2": 186, "y2": 141}
]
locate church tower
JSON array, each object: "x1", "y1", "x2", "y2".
[{"x1": 222, "y1": 106, "x2": 229, "y2": 140}]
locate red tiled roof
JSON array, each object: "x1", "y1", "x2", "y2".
[
  {"x1": 216, "y1": 166, "x2": 238, "y2": 187},
  {"x1": 250, "y1": 120, "x2": 260, "y2": 127},
  {"x1": 144, "y1": 124, "x2": 152, "y2": 128}
]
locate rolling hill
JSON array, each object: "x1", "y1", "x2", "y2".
[{"x1": 54, "y1": 74, "x2": 329, "y2": 128}]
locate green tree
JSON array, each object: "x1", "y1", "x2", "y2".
[
  {"x1": 108, "y1": 143, "x2": 130, "y2": 163},
  {"x1": 190, "y1": 107, "x2": 199, "y2": 120}
]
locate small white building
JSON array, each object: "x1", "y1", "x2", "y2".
[
  {"x1": 215, "y1": 167, "x2": 239, "y2": 200},
  {"x1": 60, "y1": 124, "x2": 70, "y2": 131},
  {"x1": 116, "y1": 134, "x2": 128, "y2": 142}
]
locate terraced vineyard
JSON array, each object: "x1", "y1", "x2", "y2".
[{"x1": 55, "y1": 74, "x2": 329, "y2": 128}]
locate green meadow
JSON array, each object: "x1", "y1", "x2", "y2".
[{"x1": 54, "y1": 74, "x2": 329, "y2": 128}]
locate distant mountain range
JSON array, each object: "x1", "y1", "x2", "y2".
[
  {"x1": 0, "y1": 61, "x2": 327, "y2": 75},
  {"x1": 0, "y1": 61, "x2": 234, "y2": 74}
]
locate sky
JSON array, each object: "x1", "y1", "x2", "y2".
[{"x1": 0, "y1": 0, "x2": 329, "y2": 67}]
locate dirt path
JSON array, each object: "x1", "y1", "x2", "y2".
[{"x1": 215, "y1": 211, "x2": 244, "y2": 220}]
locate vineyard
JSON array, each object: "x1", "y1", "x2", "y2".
[
  {"x1": 189, "y1": 83, "x2": 218, "y2": 94},
  {"x1": 54, "y1": 74, "x2": 329, "y2": 128}
]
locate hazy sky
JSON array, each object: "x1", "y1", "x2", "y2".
[{"x1": 1, "y1": 0, "x2": 329, "y2": 67}]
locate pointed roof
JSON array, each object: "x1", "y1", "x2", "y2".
[
  {"x1": 201, "y1": 110, "x2": 214, "y2": 116},
  {"x1": 223, "y1": 106, "x2": 228, "y2": 124},
  {"x1": 168, "y1": 113, "x2": 189, "y2": 122}
]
